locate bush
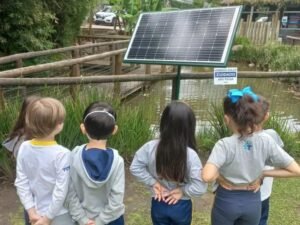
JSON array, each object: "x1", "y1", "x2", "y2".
[
  {"x1": 197, "y1": 102, "x2": 300, "y2": 157},
  {"x1": 231, "y1": 38, "x2": 300, "y2": 71}
]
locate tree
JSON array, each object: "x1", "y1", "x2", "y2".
[
  {"x1": 0, "y1": 0, "x2": 95, "y2": 55},
  {"x1": 0, "y1": 0, "x2": 55, "y2": 55}
]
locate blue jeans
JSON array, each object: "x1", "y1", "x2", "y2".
[
  {"x1": 151, "y1": 198, "x2": 192, "y2": 225},
  {"x1": 212, "y1": 186, "x2": 261, "y2": 225},
  {"x1": 259, "y1": 198, "x2": 270, "y2": 225},
  {"x1": 108, "y1": 215, "x2": 124, "y2": 225}
]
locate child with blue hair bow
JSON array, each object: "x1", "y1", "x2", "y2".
[{"x1": 202, "y1": 86, "x2": 300, "y2": 225}]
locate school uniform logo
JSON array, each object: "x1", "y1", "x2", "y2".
[{"x1": 243, "y1": 140, "x2": 253, "y2": 151}]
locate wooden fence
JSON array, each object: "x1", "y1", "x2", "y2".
[
  {"x1": 0, "y1": 39, "x2": 130, "y2": 108},
  {"x1": 237, "y1": 20, "x2": 280, "y2": 45}
]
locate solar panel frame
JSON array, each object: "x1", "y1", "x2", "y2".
[{"x1": 124, "y1": 6, "x2": 243, "y2": 67}]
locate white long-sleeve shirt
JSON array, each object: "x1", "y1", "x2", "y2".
[{"x1": 15, "y1": 140, "x2": 71, "y2": 219}]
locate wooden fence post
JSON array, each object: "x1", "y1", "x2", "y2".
[
  {"x1": 0, "y1": 88, "x2": 4, "y2": 110},
  {"x1": 161, "y1": 65, "x2": 167, "y2": 74},
  {"x1": 145, "y1": 65, "x2": 151, "y2": 74},
  {"x1": 113, "y1": 53, "x2": 122, "y2": 97},
  {"x1": 110, "y1": 44, "x2": 116, "y2": 75},
  {"x1": 70, "y1": 49, "x2": 80, "y2": 100},
  {"x1": 16, "y1": 58, "x2": 27, "y2": 98}
]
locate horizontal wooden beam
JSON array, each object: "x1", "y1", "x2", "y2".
[
  {"x1": 0, "y1": 48, "x2": 127, "y2": 78},
  {"x1": 0, "y1": 71, "x2": 300, "y2": 86},
  {"x1": 0, "y1": 40, "x2": 129, "y2": 64},
  {"x1": 78, "y1": 34, "x2": 131, "y2": 40}
]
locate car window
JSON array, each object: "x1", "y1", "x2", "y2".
[{"x1": 102, "y1": 7, "x2": 112, "y2": 12}]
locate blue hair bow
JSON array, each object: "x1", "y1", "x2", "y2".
[{"x1": 227, "y1": 86, "x2": 259, "y2": 103}]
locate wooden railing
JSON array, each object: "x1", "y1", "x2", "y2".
[{"x1": 0, "y1": 40, "x2": 130, "y2": 108}]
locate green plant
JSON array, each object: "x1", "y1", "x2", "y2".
[
  {"x1": 230, "y1": 39, "x2": 300, "y2": 71},
  {"x1": 265, "y1": 114, "x2": 300, "y2": 157},
  {"x1": 197, "y1": 103, "x2": 231, "y2": 153},
  {"x1": 197, "y1": 102, "x2": 300, "y2": 157}
]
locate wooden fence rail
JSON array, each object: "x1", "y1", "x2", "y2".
[
  {"x1": 0, "y1": 48, "x2": 127, "y2": 78},
  {"x1": 0, "y1": 71, "x2": 300, "y2": 86},
  {"x1": 0, "y1": 40, "x2": 129, "y2": 65}
]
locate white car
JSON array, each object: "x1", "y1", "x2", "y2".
[
  {"x1": 256, "y1": 16, "x2": 268, "y2": 22},
  {"x1": 94, "y1": 6, "x2": 116, "y2": 25}
]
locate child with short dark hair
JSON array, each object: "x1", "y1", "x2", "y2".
[
  {"x1": 202, "y1": 87, "x2": 300, "y2": 225},
  {"x1": 130, "y1": 101, "x2": 207, "y2": 225},
  {"x1": 15, "y1": 97, "x2": 73, "y2": 225},
  {"x1": 65, "y1": 102, "x2": 125, "y2": 225}
]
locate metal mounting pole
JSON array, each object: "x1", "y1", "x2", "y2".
[{"x1": 171, "y1": 65, "x2": 181, "y2": 100}]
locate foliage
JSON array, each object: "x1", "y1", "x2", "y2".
[
  {"x1": 0, "y1": 89, "x2": 154, "y2": 180},
  {"x1": 0, "y1": 0, "x2": 96, "y2": 55},
  {"x1": 197, "y1": 102, "x2": 300, "y2": 158},
  {"x1": 170, "y1": 0, "x2": 204, "y2": 9},
  {"x1": 231, "y1": 37, "x2": 300, "y2": 71},
  {"x1": 264, "y1": 115, "x2": 300, "y2": 157},
  {"x1": 197, "y1": 103, "x2": 231, "y2": 152},
  {"x1": 45, "y1": 0, "x2": 95, "y2": 47},
  {"x1": 110, "y1": 103, "x2": 154, "y2": 158},
  {"x1": 0, "y1": 1, "x2": 55, "y2": 54},
  {"x1": 112, "y1": 0, "x2": 163, "y2": 34}
]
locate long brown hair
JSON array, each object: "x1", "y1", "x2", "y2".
[
  {"x1": 8, "y1": 95, "x2": 40, "y2": 140},
  {"x1": 156, "y1": 101, "x2": 197, "y2": 183},
  {"x1": 224, "y1": 95, "x2": 264, "y2": 136}
]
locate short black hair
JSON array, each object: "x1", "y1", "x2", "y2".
[{"x1": 82, "y1": 102, "x2": 116, "y2": 140}]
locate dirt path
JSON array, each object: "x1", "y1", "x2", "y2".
[
  {"x1": 0, "y1": 182, "x2": 20, "y2": 225},
  {"x1": 0, "y1": 168, "x2": 213, "y2": 225}
]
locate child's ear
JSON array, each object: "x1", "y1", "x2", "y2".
[
  {"x1": 80, "y1": 123, "x2": 86, "y2": 134},
  {"x1": 224, "y1": 115, "x2": 230, "y2": 125},
  {"x1": 264, "y1": 112, "x2": 270, "y2": 122},
  {"x1": 112, "y1": 125, "x2": 118, "y2": 135}
]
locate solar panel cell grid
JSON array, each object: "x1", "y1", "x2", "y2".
[{"x1": 124, "y1": 6, "x2": 242, "y2": 66}]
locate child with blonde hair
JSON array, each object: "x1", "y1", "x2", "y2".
[{"x1": 15, "y1": 97, "x2": 73, "y2": 225}]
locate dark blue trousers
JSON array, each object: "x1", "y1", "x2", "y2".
[
  {"x1": 151, "y1": 198, "x2": 192, "y2": 225},
  {"x1": 24, "y1": 209, "x2": 31, "y2": 225},
  {"x1": 259, "y1": 198, "x2": 270, "y2": 225},
  {"x1": 212, "y1": 186, "x2": 261, "y2": 225},
  {"x1": 108, "y1": 215, "x2": 124, "y2": 225}
]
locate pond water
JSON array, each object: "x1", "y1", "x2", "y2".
[{"x1": 129, "y1": 67, "x2": 300, "y2": 133}]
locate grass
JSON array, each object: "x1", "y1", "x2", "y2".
[
  {"x1": 8, "y1": 178, "x2": 300, "y2": 225},
  {"x1": 0, "y1": 89, "x2": 155, "y2": 180}
]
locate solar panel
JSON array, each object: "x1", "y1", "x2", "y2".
[{"x1": 124, "y1": 6, "x2": 242, "y2": 67}]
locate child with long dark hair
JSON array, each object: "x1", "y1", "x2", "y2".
[
  {"x1": 202, "y1": 87, "x2": 300, "y2": 225},
  {"x1": 130, "y1": 101, "x2": 207, "y2": 225}
]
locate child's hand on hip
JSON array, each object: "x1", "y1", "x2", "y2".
[
  {"x1": 164, "y1": 187, "x2": 183, "y2": 205},
  {"x1": 153, "y1": 182, "x2": 168, "y2": 202},
  {"x1": 33, "y1": 216, "x2": 51, "y2": 225}
]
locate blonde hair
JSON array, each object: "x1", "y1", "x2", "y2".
[{"x1": 25, "y1": 97, "x2": 66, "y2": 138}]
